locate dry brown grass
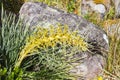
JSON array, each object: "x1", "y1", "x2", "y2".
[{"x1": 102, "y1": 19, "x2": 120, "y2": 80}]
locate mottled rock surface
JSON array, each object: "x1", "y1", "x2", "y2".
[
  {"x1": 81, "y1": 0, "x2": 120, "y2": 18},
  {"x1": 113, "y1": 0, "x2": 120, "y2": 17},
  {"x1": 81, "y1": 0, "x2": 107, "y2": 19},
  {"x1": 19, "y1": 2, "x2": 109, "y2": 80}
]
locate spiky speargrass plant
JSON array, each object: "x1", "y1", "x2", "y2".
[
  {"x1": 0, "y1": 7, "x2": 30, "y2": 80},
  {"x1": 0, "y1": 7, "x2": 30, "y2": 68},
  {"x1": 0, "y1": 8, "x2": 88, "y2": 79}
]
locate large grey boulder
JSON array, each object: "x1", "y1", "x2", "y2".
[{"x1": 19, "y1": 2, "x2": 109, "y2": 80}]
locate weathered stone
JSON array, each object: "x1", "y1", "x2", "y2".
[
  {"x1": 81, "y1": 0, "x2": 120, "y2": 18},
  {"x1": 81, "y1": 0, "x2": 107, "y2": 19},
  {"x1": 113, "y1": 0, "x2": 120, "y2": 17},
  {"x1": 19, "y1": 2, "x2": 109, "y2": 80}
]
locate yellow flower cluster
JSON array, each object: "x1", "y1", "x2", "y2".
[
  {"x1": 15, "y1": 25, "x2": 87, "y2": 67},
  {"x1": 97, "y1": 76, "x2": 103, "y2": 80}
]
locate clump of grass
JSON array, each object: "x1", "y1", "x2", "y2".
[
  {"x1": 0, "y1": 7, "x2": 30, "y2": 80},
  {"x1": 104, "y1": 7, "x2": 115, "y2": 20},
  {"x1": 102, "y1": 20, "x2": 120, "y2": 80},
  {"x1": 0, "y1": 7, "x2": 30, "y2": 68}
]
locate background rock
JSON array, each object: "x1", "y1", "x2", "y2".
[
  {"x1": 81, "y1": 0, "x2": 106, "y2": 18},
  {"x1": 81, "y1": 0, "x2": 108, "y2": 19},
  {"x1": 113, "y1": 0, "x2": 120, "y2": 17},
  {"x1": 19, "y1": 2, "x2": 109, "y2": 80},
  {"x1": 81, "y1": 0, "x2": 120, "y2": 18}
]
